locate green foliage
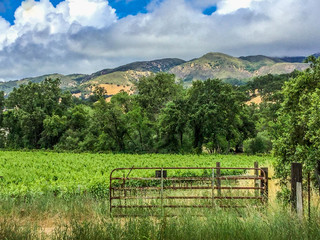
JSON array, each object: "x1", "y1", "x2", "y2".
[
  {"x1": 2, "y1": 78, "x2": 72, "y2": 149},
  {"x1": 274, "y1": 56, "x2": 320, "y2": 179},
  {"x1": 158, "y1": 98, "x2": 188, "y2": 152},
  {"x1": 0, "y1": 151, "x2": 271, "y2": 197},
  {"x1": 243, "y1": 132, "x2": 272, "y2": 155},
  {"x1": 187, "y1": 79, "x2": 251, "y2": 153},
  {"x1": 136, "y1": 73, "x2": 183, "y2": 119},
  {"x1": 40, "y1": 115, "x2": 68, "y2": 148},
  {"x1": 0, "y1": 72, "x2": 272, "y2": 154}
]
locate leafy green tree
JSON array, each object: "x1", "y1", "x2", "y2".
[
  {"x1": 40, "y1": 115, "x2": 68, "y2": 148},
  {"x1": 274, "y1": 56, "x2": 320, "y2": 180},
  {"x1": 88, "y1": 86, "x2": 107, "y2": 103},
  {"x1": 3, "y1": 78, "x2": 72, "y2": 148},
  {"x1": 54, "y1": 104, "x2": 91, "y2": 151},
  {"x1": 92, "y1": 99, "x2": 128, "y2": 152},
  {"x1": 243, "y1": 131, "x2": 272, "y2": 155},
  {"x1": 158, "y1": 98, "x2": 188, "y2": 152},
  {"x1": 187, "y1": 79, "x2": 246, "y2": 153},
  {"x1": 126, "y1": 105, "x2": 154, "y2": 152},
  {"x1": 2, "y1": 108, "x2": 24, "y2": 148},
  {"x1": 136, "y1": 73, "x2": 183, "y2": 120}
]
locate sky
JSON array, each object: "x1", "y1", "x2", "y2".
[{"x1": 0, "y1": 0, "x2": 319, "y2": 81}]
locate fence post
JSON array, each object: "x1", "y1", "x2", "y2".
[
  {"x1": 161, "y1": 168, "x2": 164, "y2": 213},
  {"x1": 254, "y1": 162, "x2": 259, "y2": 197},
  {"x1": 308, "y1": 172, "x2": 311, "y2": 221},
  {"x1": 291, "y1": 163, "x2": 303, "y2": 216},
  {"x1": 109, "y1": 174, "x2": 112, "y2": 215},
  {"x1": 316, "y1": 160, "x2": 320, "y2": 195},
  {"x1": 260, "y1": 167, "x2": 268, "y2": 202},
  {"x1": 211, "y1": 168, "x2": 215, "y2": 208},
  {"x1": 123, "y1": 174, "x2": 126, "y2": 206},
  {"x1": 216, "y1": 162, "x2": 221, "y2": 196}
]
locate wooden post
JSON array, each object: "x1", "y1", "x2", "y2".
[
  {"x1": 291, "y1": 163, "x2": 303, "y2": 213},
  {"x1": 260, "y1": 167, "x2": 268, "y2": 202},
  {"x1": 254, "y1": 162, "x2": 259, "y2": 197},
  {"x1": 216, "y1": 162, "x2": 221, "y2": 196}
]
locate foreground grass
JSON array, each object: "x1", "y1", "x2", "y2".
[
  {"x1": 4, "y1": 152, "x2": 312, "y2": 239},
  {"x1": 1, "y1": 196, "x2": 319, "y2": 240}
]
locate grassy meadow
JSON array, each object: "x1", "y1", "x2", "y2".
[{"x1": 1, "y1": 151, "x2": 319, "y2": 239}]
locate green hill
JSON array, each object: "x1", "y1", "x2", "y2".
[
  {"x1": 170, "y1": 52, "x2": 308, "y2": 83},
  {"x1": 0, "y1": 53, "x2": 310, "y2": 97},
  {"x1": 0, "y1": 73, "x2": 87, "y2": 96}
]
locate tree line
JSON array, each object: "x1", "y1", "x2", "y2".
[
  {"x1": 1, "y1": 56, "x2": 319, "y2": 173},
  {"x1": 0, "y1": 73, "x2": 256, "y2": 154}
]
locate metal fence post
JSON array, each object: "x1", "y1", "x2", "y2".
[
  {"x1": 254, "y1": 162, "x2": 259, "y2": 197},
  {"x1": 260, "y1": 167, "x2": 268, "y2": 202},
  {"x1": 161, "y1": 168, "x2": 164, "y2": 214},
  {"x1": 211, "y1": 168, "x2": 215, "y2": 208},
  {"x1": 216, "y1": 162, "x2": 221, "y2": 196}
]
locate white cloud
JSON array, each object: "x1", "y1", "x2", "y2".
[
  {"x1": 56, "y1": 0, "x2": 116, "y2": 28},
  {"x1": 0, "y1": 17, "x2": 10, "y2": 47},
  {"x1": 2, "y1": 0, "x2": 116, "y2": 47},
  {"x1": 0, "y1": 0, "x2": 319, "y2": 81},
  {"x1": 216, "y1": 0, "x2": 260, "y2": 14}
]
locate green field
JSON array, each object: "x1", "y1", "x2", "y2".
[
  {"x1": 1, "y1": 152, "x2": 320, "y2": 240},
  {"x1": 0, "y1": 151, "x2": 273, "y2": 197}
]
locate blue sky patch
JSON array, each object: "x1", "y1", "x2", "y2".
[
  {"x1": 109, "y1": 0, "x2": 150, "y2": 18},
  {"x1": 202, "y1": 5, "x2": 217, "y2": 16}
]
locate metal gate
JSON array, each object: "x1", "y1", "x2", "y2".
[{"x1": 109, "y1": 164, "x2": 268, "y2": 215}]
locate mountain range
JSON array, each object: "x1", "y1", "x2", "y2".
[{"x1": 0, "y1": 52, "x2": 312, "y2": 98}]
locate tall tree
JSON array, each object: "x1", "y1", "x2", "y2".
[
  {"x1": 274, "y1": 56, "x2": 320, "y2": 180},
  {"x1": 188, "y1": 79, "x2": 245, "y2": 153},
  {"x1": 158, "y1": 98, "x2": 188, "y2": 152},
  {"x1": 4, "y1": 78, "x2": 64, "y2": 148},
  {"x1": 92, "y1": 99, "x2": 128, "y2": 152},
  {"x1": 136, "y1": 73, "x2": 183, "y2": 120}
]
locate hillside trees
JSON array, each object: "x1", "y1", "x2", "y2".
[{"x1": 0, "y1": 73, "x2": 257, "y2": 153}]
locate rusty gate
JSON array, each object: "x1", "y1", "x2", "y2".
[{"x1": 109, "y1": 164, "x2": 268, "y2": 215}]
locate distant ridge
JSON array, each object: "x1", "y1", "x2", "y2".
[{"x1": 0, "y1": 52, "x2": 314, "y2": 97}]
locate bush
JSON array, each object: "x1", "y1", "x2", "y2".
[{"x1": 243, "y1": 132, "x2": 272, "y2": 154}]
